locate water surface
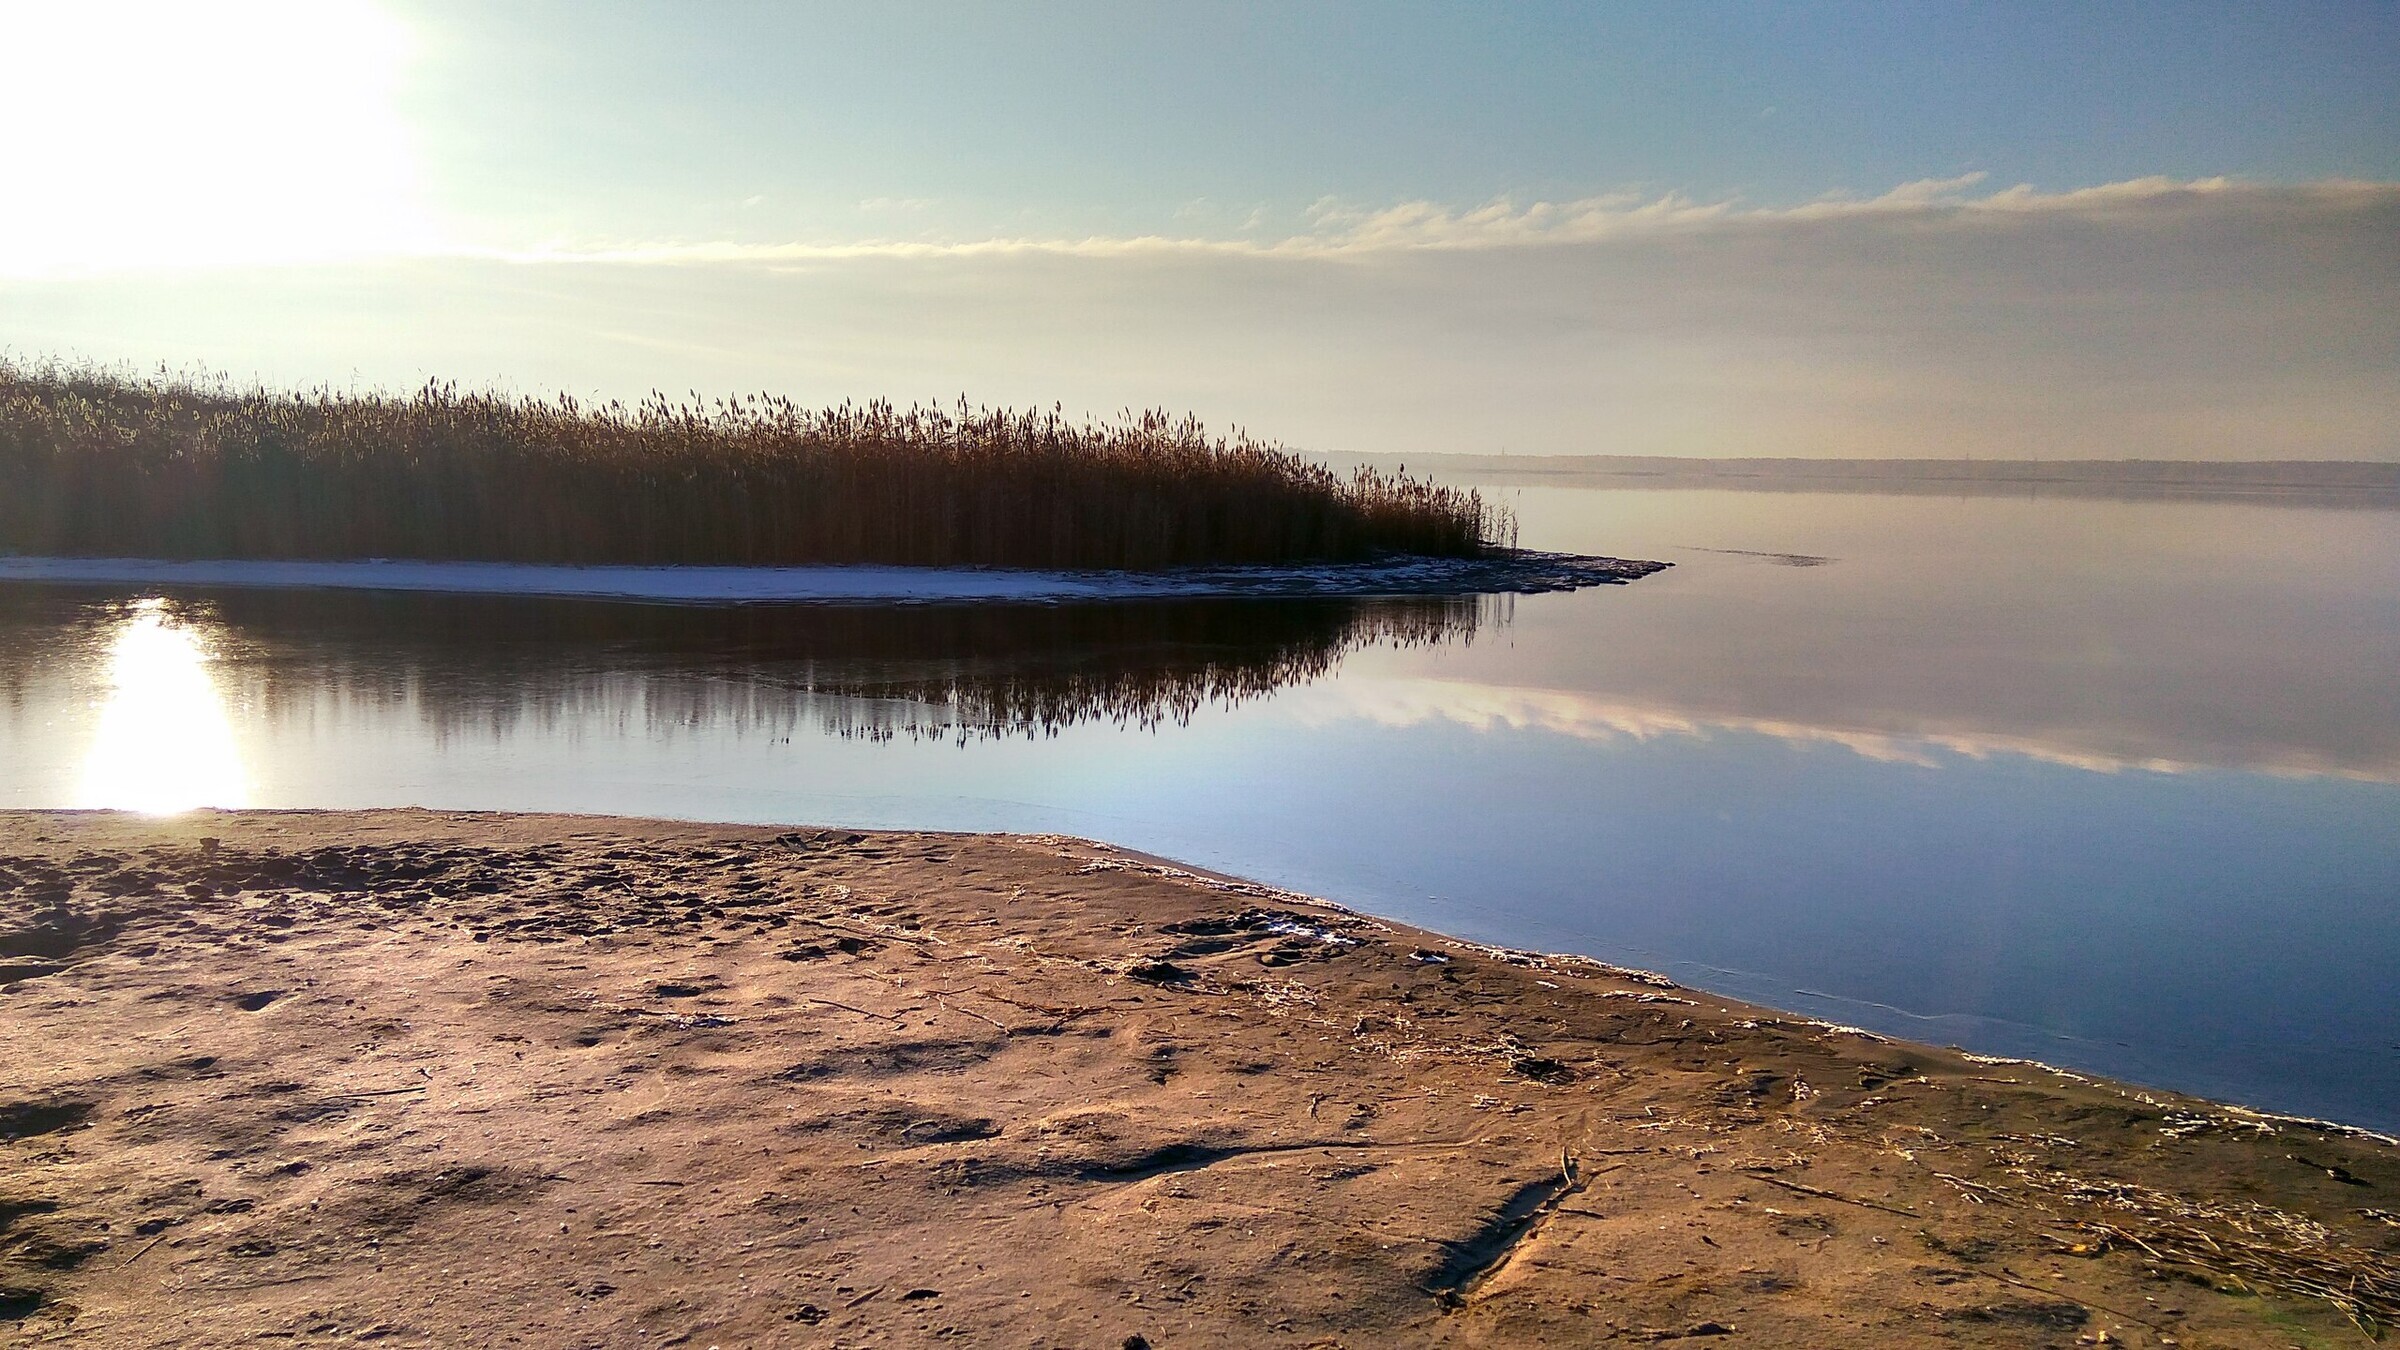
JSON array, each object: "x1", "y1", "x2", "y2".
[{"x1": 4, "y1": 486, "x2": 2395, "y2": 1129}]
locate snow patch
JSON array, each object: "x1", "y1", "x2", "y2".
[{"x1": 0, "y1": 552, "x2": 1666, "y2": 603}]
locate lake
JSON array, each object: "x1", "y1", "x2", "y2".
[{"x1": 4, "y1": 484, "x2": 2396, "y2": 1130}]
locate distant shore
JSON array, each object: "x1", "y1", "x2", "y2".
[
  {"x1": 0, "y1": 550, "x2": 1667, "y2": 603},
  {"x1": 3, "y1": 809, "x2": 2392, "y2": 1347},
  {"x1": 1320, "y1": 453, "x2": 2400, "y2": 508}
]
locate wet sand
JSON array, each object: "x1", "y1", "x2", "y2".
[{"x1": 2, "y1": 810, "x2": 2394, "y2": 1348}]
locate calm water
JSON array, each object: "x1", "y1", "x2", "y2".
[{"x1": 4, "y1": 486, "x2": 2397, "y2": 1130}]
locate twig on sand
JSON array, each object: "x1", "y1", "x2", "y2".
[
  {"x1": 800, "y1": 911, "x2": 951, "y2": 953},
  {"x1": 804, "y1": 996, "x2": 902, "y2": 1023},
  {"x1": 972, "y1": 990, "x2": 1099, "y2": 1022},
  {"x1": 1748, "y1": 1174, "x2": 1920, "y2": 1218},
  {"x1": 932, "y1": 995, "x2": 1009, "y2": 1033},
  {"x1": 1932, "y1": 1171, "x2": 2012, "y2": 1205}
]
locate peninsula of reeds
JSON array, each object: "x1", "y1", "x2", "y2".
[{"x1": 0, "y1": 361, "x2": 1508, "y2": 570}]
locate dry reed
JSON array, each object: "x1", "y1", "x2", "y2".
[
  {"x1": 2001, "y1": 1162, "x2": 2400, "y2": 1336},
  {"x1": 0, "y1": 360, "x2": 1509, "y2": 570}
]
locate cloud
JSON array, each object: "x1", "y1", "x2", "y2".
[
  {"x1": 4, "y1": 176, "x2": 2393, "y2": 461},
  {"x1": 471, "y1": 174, "x2": 2389, "y2": 265}
]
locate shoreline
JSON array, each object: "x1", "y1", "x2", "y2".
[
  {"x1": 0, "y1": 551, "x2": 1667, "y2": 605},
  {"x1": 3, "y1": 808, "x2": 2393, "y2": 1347}
]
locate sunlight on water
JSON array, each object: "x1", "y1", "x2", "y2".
[{"x1": 76, "y1": 601, "x2": 250, "y2": 813}]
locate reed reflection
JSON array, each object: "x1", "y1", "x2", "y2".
[
  {"x1": 74, "y1": 599, "x2": 250, "y2": 812},
  {"x1": 127, "y1": 590, "x2": 1491, "y2": 743}
]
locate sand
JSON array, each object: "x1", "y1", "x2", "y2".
[{"x1": 2, "y1": 809, "x2": 2394, "y2": 1348}]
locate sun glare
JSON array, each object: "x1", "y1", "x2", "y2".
[
  {"x1": 0, "y1": 0, "x2": 431, "y2": 275},
  {"x1": 76, "y1": 601, "x2": 251, "y2": 814}
]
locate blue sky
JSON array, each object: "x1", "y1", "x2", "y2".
[
  {"x1": 3, "y1": 1, "x2": 2396, "y2": 458},
  {"x1": 391, "y1": 0, "x2": 2400, "y2": 244}
]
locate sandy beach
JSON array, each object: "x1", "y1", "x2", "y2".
[{"x1": 3, "y1": 810, "x2": 2394, "y2": 1348}]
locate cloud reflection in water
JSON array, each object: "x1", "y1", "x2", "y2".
[{"x1": 1292, "y1": 676, "x2": 2393, "y2": 781}]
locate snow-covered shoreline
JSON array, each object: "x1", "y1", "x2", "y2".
[{"x1": 0, "y1": 552, "x2": 1666, "y2": 604}]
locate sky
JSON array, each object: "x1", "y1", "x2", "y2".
[{"x1": 2, "y1": 0, "x2": 2396, "y2": 459}]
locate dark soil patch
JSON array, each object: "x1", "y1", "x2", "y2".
[
  {"x1": 0, "y1": 1100, "x2": 93, "y2": 1143},
  {"x1": 0, "y1": 1285, "x2": 47, "y2": 1320}
]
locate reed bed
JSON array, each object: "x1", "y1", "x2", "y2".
[{"x1": 0, "y1": 361, "x2": 1509, "y2": 570}]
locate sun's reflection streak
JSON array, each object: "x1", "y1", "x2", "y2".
[{"x1": 75, "y1": 599, "x2": 250, "y2": 813}]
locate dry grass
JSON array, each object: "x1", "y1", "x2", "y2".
[{"x1": 0, "y1": 360, "x2": 1509, "y2": 570}]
